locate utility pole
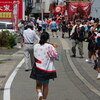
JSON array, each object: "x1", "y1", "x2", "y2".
[
  {"x1": 41, "y1": 0, "x2": 43, "y2": 20},
  {"x1": 23, "y1": 0, "x2": 25, "y2": 20}
]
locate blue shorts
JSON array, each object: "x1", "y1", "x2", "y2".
[{"x1": 39, "y1": 80, "x2": 49, "y2": 83}]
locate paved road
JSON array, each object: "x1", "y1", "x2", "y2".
[{"x1": 1, "y1": 32, "x2": 100, "y2": 100}]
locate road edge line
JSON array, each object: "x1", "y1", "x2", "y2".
[{"x1": 3, "y1": 58, "x2": 24, "y2": 100}]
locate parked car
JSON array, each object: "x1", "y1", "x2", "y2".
[{"x1": 0, "y1": 22, "x2": 16, "y2": 34}]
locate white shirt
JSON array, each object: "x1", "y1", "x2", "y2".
[
  {"x1": 38, "y1": 20, "x2": 42, "y2": 27},
  {"x1": 18, "y1": 23, "x2": 24, "y2": 34},
  {"x1": 70, "y1": 24, "x2": 83, "y2": 36},
  {"x1": 34, "y1": 43, "x2": 58, "y2": 72},
  {"x1": 23, "y1": 28, "x2": 40, "y2": 44}
]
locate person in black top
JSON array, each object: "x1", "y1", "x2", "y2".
[
  {"x1": 70, "y1": 19, "x2": 85, "y2": 58},
  {"x1": 61, "y1": 20, "x2": 67, "y2": 38}
]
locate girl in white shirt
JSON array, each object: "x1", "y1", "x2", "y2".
[{"x1": 30, "y1": 32, "x2": 59, "y2": 100}]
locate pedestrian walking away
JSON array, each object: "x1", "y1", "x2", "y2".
[
  {"x1": 50, "y1": 19, "x2": 58, "y2": 38},
  {"x1": 67, "y1": 21, "x2": 73, "y2": 38},
  {"x1": 30, "y1": 32, "x2": 59, "y2": 100},
  {"x1": 22, "y1": 23, "x2": 40, "y2": 71},
  {"x1": 61, "y1": 19, "x2": 67, "y2": 38},
  {"x1": 18, "y1": 20, "x2": 25, "y2": 48},
  {"x1": 37, "y1": 18, "x2": 42, "y2": 35},
  {"x1": 42, "y1": 18, "x2": 47, "y2": 32}
]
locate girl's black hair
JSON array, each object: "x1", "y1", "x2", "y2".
[{"x1": 39, "y1": 32, "x2": 49, "y2": 45}]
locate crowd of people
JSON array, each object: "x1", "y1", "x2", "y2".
[{"x1": 17, "y1": 16, "x2": 100, "y2": 100}]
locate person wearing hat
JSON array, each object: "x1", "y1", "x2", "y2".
[
  {"x1": 70, "y1": 19, "x2": 85, "y2": 58},
  {"x1": 22, "y1": 23, "x2": 40, "y2": 71}
]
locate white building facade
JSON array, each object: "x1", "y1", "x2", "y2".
[{"x1": 31, "y1": 0, "x2": 58, "y2": 18}]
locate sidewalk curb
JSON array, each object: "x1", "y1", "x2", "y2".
[
  {"x1": 59, "y1": 38, "x2": 100, "y2": 96},
  {"x1": 0, "y1": 49, "x2": 24, "y2": 90}
]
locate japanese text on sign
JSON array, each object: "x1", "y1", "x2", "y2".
[{"x1": 0, "y1": 5, "x2": 12, "y2": 12}]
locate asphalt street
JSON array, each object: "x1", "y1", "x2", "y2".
[{"x1": 1, "y1": 32, "x2": 100, "y2": 100}]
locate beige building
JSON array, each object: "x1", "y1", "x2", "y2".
[{"x1": 31, "y1": 0, "x2": 58, "y2": 18}]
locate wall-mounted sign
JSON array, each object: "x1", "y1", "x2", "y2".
[{"x1": 0, "y1": 0, "x2": 22, "y2": 19}]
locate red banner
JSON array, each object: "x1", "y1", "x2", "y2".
[
  {"x1": 80, "y1": 3, "x2": 91, "y2": 17},
  {"x1": 0, "y1": 0, "x2": 22, "y2": 19},
  {"x1": 67, "y1": 2, "x2": 91, "y2": 20}
]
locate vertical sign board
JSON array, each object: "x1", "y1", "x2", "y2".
[
  {"x1": 0, "y1": 0, "x2": 22, "y2": 19},
  {"x1": 17, "y1": 0, "x2": 22, "y2": 19},
  {"x1": 12, "y1": 2, "x2": 18, "y2": 32}
]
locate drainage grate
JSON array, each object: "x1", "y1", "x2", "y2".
[{"x1": 0, "y1": 75, "x2": 6, "y2": 78}]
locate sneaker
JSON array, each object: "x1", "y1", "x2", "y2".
[
  {"x1": 38, "y1": 96, "x2": 42, "y2": 100},
  {"x1": 25, "y1": 69, "x2": 31, "y2": 72},
  {"x1": 85, "y1": 59, "x2": 92, "y2": 63},
  {"x1": 38, "y1": 92, "x2": 43, "y2": 100},
  {"x1": 71, "y1": 55, "x2": 76, "y2": 57},
  {"x1": 96, "y1": 73, "x2": 100, "y2": 79},
  {"x1": 25, "y1": 69, "x2": 30, "y2": 72}
]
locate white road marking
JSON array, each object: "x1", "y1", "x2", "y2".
[
  {"x1": 11, "y1": 50, "x2": 23, "y2": 56},
  {"x1": 3, "y1": 58, "x2": 24, "y2": 100},
  {"x1": 60, "y1": 38, "x2": 100, "y2": 96}
]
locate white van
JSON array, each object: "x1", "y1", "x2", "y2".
[{"x1": 0, "y1": 22, "x2": 16, "y2": 34}]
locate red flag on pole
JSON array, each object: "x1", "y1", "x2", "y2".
[{"x1": 54, "y1": 5, "x2": 63, "y2": 15}]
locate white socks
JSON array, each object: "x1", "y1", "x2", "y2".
[
  {"x1": 97, "y1": 73, "x2": 100, "y2": 79},
  {"x1": 38, "y1": 92, "x2": 42, "y2": 100},
  {"x1": 38, "y1": 92, "x2": 47, "y2": 100},
  {"x1": 38, "y1": 92, "x2": 42, "y2": 97}
]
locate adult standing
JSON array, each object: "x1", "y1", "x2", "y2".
[
  {"x1": 61, "y1": 20, "x2": 67, "y2": 38},
  {"x1": 18, "y1": 20, "x2": 25, "y2": 36},
  {"x1": 30, "y1": 32, "x2": 59, "y2": 100},
  {"x1": 70, "y1": 19, "x2": 85, "y2": 58},
  {"x1": 67, "y1": 21, "x2": 74, "y2": 38},
  {"x1": 96, "y1": 29, "x2": 100, "y2": 79},
  {"x1": 22, "y1": 23, "x2": 40, "y2": 71},
  {"x1": 37, "y1": 18, "x2": 42, "y2": 35},
  {"x1": 41, "y1": 18, "x2": 47, "y2": 32},
  {"x1": 85, "y1": 23, "x2": 97, "y2": 64},
  {"x1": 18, "y1": 20, "x2": 25, "y2": 48}
]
